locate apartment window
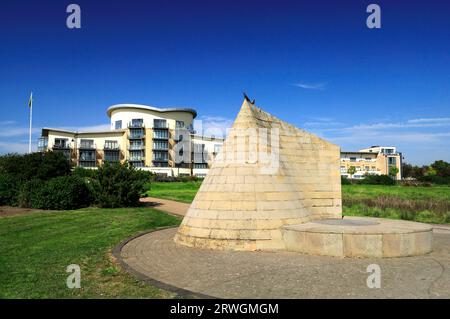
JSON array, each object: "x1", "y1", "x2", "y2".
[
  {"x1": 365, "y1": 157, "x2": 372, "y2": 161},
  {"x1": 38, "y1": 137, "x2": 48, "y2": 151},
  {"x1": 153, "y1": 129, "x2": 169, "y2": 139},
  {"x1": 104, "y1": 140, "x2": 118, "y2": 150},
  {"x1": 129, "y1": 129, "x2": 145, "y2": 139},
  {"x1": 54, "y1": 138, "x2": 69, "y2": 148},
  {"x1": 130, "y1": 118, "x2": 144, "y2": 128},
  {"x1": 153, "y1": 140, "x2": 168, "y2": 150},
  {"x1": 153, "y1": 151, "x2": 168, "y2": 162},
  {"x1": 176, "y1": 120, "x2": 185, "y2": 128},
  {"x1": 129, "y1": 140, "x2": 144, "y2": 149},
  {"x1": 79, "y1": 150, "x2": 96, "y2": 161},
  {"x1": 193, "y1": 143, "x2": 207, "y2": 163},
  {"x1": 79, "y1": 139, "x2": 94, "y2": 149},
  {"x1": 115, "y1": 120, "x2": 122, "y2": 130},
  {"x1": 153, "y1": 119, "x2": 167, "y2": 128},
  {"x1": 129, "y1": 150, "x2": 144, "y2": 161},
  {"x1": 388, "y1": 157, "x2": 397, "y2": 165},
  {"x1": 104, "y1": 151, "x2": 119, "y2": 162},
  {"x1": 350, "y1": 157, "x2": 356, "y2": 162},
  {"x1": 214, "y1": 144, "x2": 222, "y2": 154},
  {"x1": 365, "y1": 166, "x2": 370, "y2": 171}
]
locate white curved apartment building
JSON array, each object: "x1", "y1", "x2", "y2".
[{"x1": 38, "y1": 104, "x2": 224, "y2": 177}]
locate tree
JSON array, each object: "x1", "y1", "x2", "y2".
[
  {"x1": 401, "y1": 163, "x2": 413, "y2": 178},
  {"x1": 347, "y1": 166, "x2": 356, "y2": 179},
  {"x1": 431, "y1": 160, "x2": 450, "y2": 177},
  {"x1": 389, "y1": 166, "x2": 399, "y2": 179}
]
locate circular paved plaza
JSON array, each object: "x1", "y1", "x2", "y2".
[{"x1": 117, "y1": 227, "x2": 450, "y2": 298}]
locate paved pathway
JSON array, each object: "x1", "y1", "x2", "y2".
[
  {"x1": 119, "y1": 227, "x2": 450, "y2": 298},
  {"x1": 140, "y1": 197, "x2": 189, "y2": 216},
  {"x1": 130, "y1": 197, "x2": 450, "y2": 298}
]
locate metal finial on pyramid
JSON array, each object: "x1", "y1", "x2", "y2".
[{"x1": 243, "y1": 92, "x2": 255, "y2": 105}]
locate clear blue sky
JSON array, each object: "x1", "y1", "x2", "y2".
[{"x1": 0, "y1": 0, "x2": 449, "y2": 165}]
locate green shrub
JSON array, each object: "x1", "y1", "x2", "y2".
[
  {"x1": 91, "y1": 162, "x2": 149, "y2": 208},
  {"x1": 17, "y1": 179, "x2": 41, "y2": 208},
  {"x1": 72, "y1": 167, "x2": 98, "y2": 179},
  {"x1": 0, "y1": 152, "x2": 71, "y2": 182},
  {"x1": 341, "y1": 176, "x2": 351, "y2": 185},
  {"x1": 360, "y1": 174, "x2": 396, "y2": 185},
  {"x1": 0, "y1": 173, "x2": 21, "y2": 205},
  {"x1": 29, "y1": 176, "x2": 91, "y2": 210},
  {"x1": 418, "y1": 175, "x2": 450, "y2": 185}
]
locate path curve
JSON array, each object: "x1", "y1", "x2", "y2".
[{"x1": 140, "y1": 197, "x2": 189, "y2": 217}]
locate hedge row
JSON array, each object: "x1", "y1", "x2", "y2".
[
  {"x1": 0, "y1": 152, "x2": 152, "y2": 210},
  {"x1": 341, "y1": 175, "x2": 396, "y2": 185}
]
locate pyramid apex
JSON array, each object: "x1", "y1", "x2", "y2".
[{"x1": 243, "y1": 92, "x2": 256, "y2": 105}]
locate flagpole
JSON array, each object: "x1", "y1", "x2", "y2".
[{"x1": 28, "y1": 92, "x2": 32, "y2": 153}]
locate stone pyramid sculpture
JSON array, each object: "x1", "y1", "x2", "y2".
[{"x1": 174, "y1": 98, "x2": 342, "y2": 251}]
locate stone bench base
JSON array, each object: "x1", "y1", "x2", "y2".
[{"x1": 282, "y1": 217, "x2": 433, "y2": 258}]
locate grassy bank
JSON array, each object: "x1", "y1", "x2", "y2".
[
  {"x1": 145, "y1": 182, "x2": 450, "y2": 224},
  {"x1": 144, "y1": 181, "x2": 202, "y2": 203},
  {"x1": 0, "y1": 207, "x2": 181, "y2": 298}
]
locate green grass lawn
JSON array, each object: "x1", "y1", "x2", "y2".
[
  {"x1": 145, "y1": 182, "x2": 450, "y2": 224},
  {"x1": 0, "y1": 207, "x2": 181, "y2": 298},
  {"x1": 144, "y1": 181, "x2": 202, "y2": 203},
  {"x1": 343, "y1": 184, "x2": 450, "y2": 201}
]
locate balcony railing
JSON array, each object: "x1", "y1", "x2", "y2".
[
  {"x1": 153, "y1": 122, "x2": 168, "y2": 129},
  {"x1": 128, "y1": 132, "x2": 145, "y2": 139},
  {"x1": 128, "y1": 145, "x2": 145, "y2": 150},
  {"x1": 128, "y1": 122, "x2": 144, "y2": 128},
  {"x1": 104, "y1": 144, "x2": 120, "y2": 150},
  {"x1": 78, "y1": 143, "x2": 96, "y2": 150},
  {"x1": 129, "y1": 157, "x2": 145, "y2": 161},
  {"x1": 152, "y1": 131, "x2": 169, "y2": 140},
  {"x1": 53, "y1": 144, "x2": 71, "y2": 150}
]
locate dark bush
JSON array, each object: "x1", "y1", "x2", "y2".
[
  {"x1": 17, "y1": 179, "x2": 42, "y2": 208},
  {"x1": 72, "y1": 166, "x2": 98, "y2": 179},
  {"x1": 0, "y1": 173, "x2": 21, "y2": 205},
  {"x1": 91, "y1": 162, "x2": 150, "y2": 208},
  {"x1": 0, "y1": 152, "x2": 71, "y2": 182},
  {"x1": 360, "y1": 174, "x2": 396, "y2": 185},
  {"x1": 418, "y1": 175, "x2": 450, "y2": 185},
  {"x1": 341, "y1": 176, "x2": 351, "y2": 185},
  {"x1": 29, "y1": 176, "x2": 91, "y2": 210}
]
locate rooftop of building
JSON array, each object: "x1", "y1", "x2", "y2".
[{"x1": 106, "y1": 103, "x2": 197, "y2": 118}]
